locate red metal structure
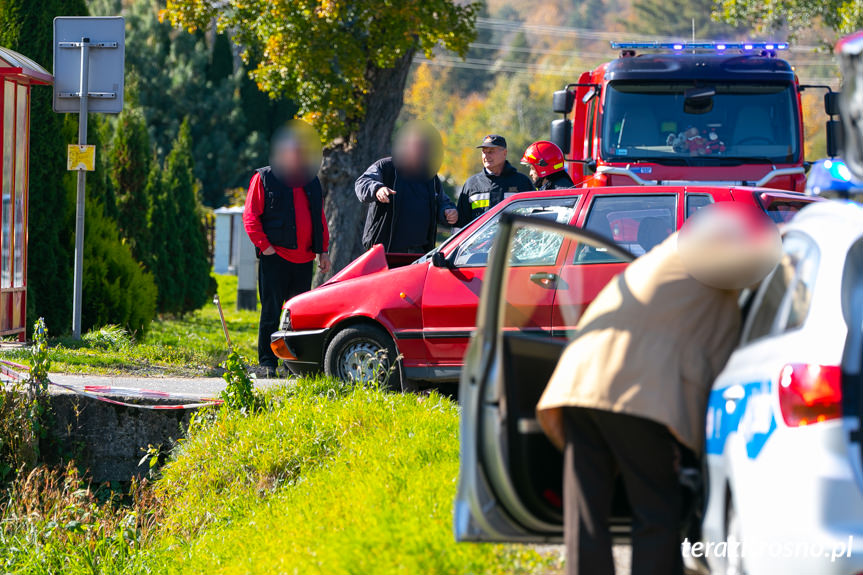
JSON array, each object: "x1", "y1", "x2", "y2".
[{"x1": 0, "y1": 47, "x2": 52, "y2": 340}]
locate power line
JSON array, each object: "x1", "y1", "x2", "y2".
[
  {"x1": 467, "y1": 40, "x2": 837, "y2": 67},
  {"x1": 474, "y1": 16, "x2": 823, "y2": 52}
]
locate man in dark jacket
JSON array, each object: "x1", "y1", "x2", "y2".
[
  {"x1": 356, "y1": 124, "x2": 457, "y2": 253},
  {"x1": 455, "y1": 134, "x2": 534, "y2": 227}
]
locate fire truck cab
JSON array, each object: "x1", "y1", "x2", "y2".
[{"x1": 550, "y1": 42, "x2": 841, "y2": 192}]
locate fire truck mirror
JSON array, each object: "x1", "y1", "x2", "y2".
[
  {"x1": 826, "y1": 119, "x2": 843, "y2": 159},
  {"x1": 683, "y1": 86, "x2": 716, "y2": 115},
  {"x1": 825, "y1": 91, "x2": 841, "y2": 117},
  {"x1": 552, "y1": 89, "x2": 574, "y2": 114},
  {"x1": 551, "y1": 119, "x2": 572, "y2": 156}
]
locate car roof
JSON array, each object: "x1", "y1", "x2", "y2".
[
  {"x1": 784, "y1": 200, "x2": 863, "y2": 250},
  {"x1": 492, "y1": 185, "x2": 808, "y2": 202}
]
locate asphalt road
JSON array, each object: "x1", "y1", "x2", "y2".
[{"x1": 48, "y1": 373, "x2": 285, "y2": 400}]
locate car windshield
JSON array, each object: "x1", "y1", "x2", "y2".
[
  {"x1": 414, "y1": 227, "x2": 463, "y2": 264},
  {"x1": 601, "y1": 81, "x2": 799, "y2": 164}
]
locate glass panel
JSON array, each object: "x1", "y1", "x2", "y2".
[
  {"x1": 13, "y1": 84, "x2": 26, "y2": 287},
  {"x1": 762, "y1": 199, "x2": 809, "y2": 224},
  {"x1": 779, "y1": 233, "x2": 819, "y2": 332},
  {"x1": 453, "y1": 197, "x2": 578, "y2": 267},
  {"x1": 743, "y1": 255, "x2": 794, "y2": 343},
  {"x1": 2, "y1": 81, "x2": 14, "y2": 289},
  {"x1": 601, "y1": 82, "x2": 800, "y2": 164},
  {"x1": 574, "y1": 194, "x2": 676, "y2": 263},
  {"x1": 685, "y1": 193, "x2": 713, "y2": 218}
]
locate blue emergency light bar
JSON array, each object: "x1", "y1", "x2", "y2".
[{"x1": 611, "y1": 41, "x2": 789, "y2": 51}]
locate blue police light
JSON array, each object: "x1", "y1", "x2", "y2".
[{"x1": 611, "y1": 41, "x2": 789, "y2": 52}]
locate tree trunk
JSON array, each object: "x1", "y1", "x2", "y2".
[{"x1": 314, "y1": 51, "x2": 415, "y2": 286}]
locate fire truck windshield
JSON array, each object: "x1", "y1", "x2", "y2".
[{"x1": 601, "y1": 82, "x2": 799, "y2": 164}]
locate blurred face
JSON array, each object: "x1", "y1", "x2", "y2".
[
  {"x1": 273, "y1": 140, "x2": 306, "y2": 177},
  {"x1": 270, "y1": 120, "x2": 323, "y2": 186},
  {"x1": 393, "y1": 121, "x2": 443, "y2": 179},
  {"x1": 481, "y1": 146, "x2": 507, "y2": 174},
  {"x1": 528, "y1": 165, "x2": 539, "y2": 181},
  {"x1": 398, "y1": 132, "x2": 429, "y2": 173},
  {"x1": 678, "y1": 202, "x2": 781, "y2": 290}
]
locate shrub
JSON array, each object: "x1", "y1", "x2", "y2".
[{"x1": 82, "y1": 201, "x2": 158, "y2": 335}]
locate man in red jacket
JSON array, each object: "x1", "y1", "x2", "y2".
[{"x1": 244, "y1": 125, "x2": 331, "y2": 376}]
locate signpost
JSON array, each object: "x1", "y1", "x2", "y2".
[{"x1": 53, "y1": 17, "x2": 125, "y2": 338}]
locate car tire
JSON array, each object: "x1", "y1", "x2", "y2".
[
  {"x1": 323, "y1": 324, "x2": 403, "y2": 391},
  {"x1": 725, "y1": 497, "x2": 747, "y2": 575}
]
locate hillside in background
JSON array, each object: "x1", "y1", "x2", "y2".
[{"x1": 403, "y1": 0, "x2": 839, "y2": 189}]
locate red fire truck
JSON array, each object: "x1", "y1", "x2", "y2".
[{"x1": 549, "y1": 42, "x2": 841, "y2": 193}]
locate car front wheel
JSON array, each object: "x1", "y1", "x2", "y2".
[{"x1": 323, "y1": 324, "x2": 402, "y2": 391}]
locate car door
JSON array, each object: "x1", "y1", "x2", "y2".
[
  {"x1": 842, "y1": 236, "x2": 863, "y2": 494},
  {"x1": 421, "y1": 196, "x2": 580, "y2": 372},
  {"x1": 455, "y1": 214, "x2": 635, "y2": 543},
  {"x1": 552, "y1": 192, "x2": 678, "y2": 334}
]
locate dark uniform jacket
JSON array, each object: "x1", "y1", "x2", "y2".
[
  {"x1": 355, "y1": 157, "x2": 455, "y2": 254},
  {"x1": 537, "y1": 170, "x2": 576, "y2": 190},
  {"x1": 455, "y1": 161, "x2": 534, "y2": 227}
]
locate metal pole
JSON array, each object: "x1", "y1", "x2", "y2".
[
  {"x1": 213, "y1": 294, "x2": 233, "y2": 352},
  {"x1": 71, "y1": 37, "x2": 89, "y2": 339}
]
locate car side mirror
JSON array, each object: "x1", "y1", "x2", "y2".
[{"x1": 432, "y1": 251, "x2": 452, "y2": 269}]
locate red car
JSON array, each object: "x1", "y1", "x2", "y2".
[{"x1": 270, "y1": 186, "x2": 813, "y2": 390}]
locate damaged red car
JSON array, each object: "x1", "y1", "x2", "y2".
[{"x1": 270, "y1": 186, "x2": 812, "y2": 390}]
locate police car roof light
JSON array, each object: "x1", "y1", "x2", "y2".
[{"x1": 610, "y1": 41, "x2": 789, "y2": 51}]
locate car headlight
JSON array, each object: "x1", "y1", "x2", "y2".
[{"x1": 279, "y1": 307, "x2": 292, "y2": 331}]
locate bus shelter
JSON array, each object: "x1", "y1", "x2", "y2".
[{"x1": 0, "y1": 47, "x2": 52, "y2": 340}]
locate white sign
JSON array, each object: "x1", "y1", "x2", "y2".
[{"x1": 53, "y1": 16, "x2": 125, "y2": 114}]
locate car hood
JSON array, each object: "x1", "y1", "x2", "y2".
[{"x1": 322, "y1": 244, "x2": 390, "y2": 286}]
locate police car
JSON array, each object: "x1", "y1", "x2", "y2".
[{"x1": 699, "y1": 200, "x2": 863, "y2": 575}]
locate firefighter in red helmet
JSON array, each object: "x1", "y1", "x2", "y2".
[{"x1": 521, "y1": 141, "x2": 575, "y2": 190}]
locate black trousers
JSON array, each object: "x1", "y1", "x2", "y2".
[
  {"x1": 257, "y1": 255, "x2": 313, "y2": 367},
  {"x1": 563, "y1": 407, "x2": 683, "y2": 575}
]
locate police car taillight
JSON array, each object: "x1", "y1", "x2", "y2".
[{"x1": 777, "y1": 363, "x2": 842, "y2": 427}]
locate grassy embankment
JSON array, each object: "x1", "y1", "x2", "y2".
[
  {"x1": 0, "y1": 377, "x2": 562, "y2": 574},
  {"x1": 0, "y1": 274, "x2": 258, "y2": 376}
]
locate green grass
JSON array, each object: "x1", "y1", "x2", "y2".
[
  {"x1": 0, "y1": 378, "x2": 562, "y2": 574},
  {"x1": 0, "y1": 275, "x2": 260, "y2": 376}
]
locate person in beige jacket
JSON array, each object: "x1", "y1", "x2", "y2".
[{"x1": 537, "y1": 203, "x2": 781, "y2": 575}]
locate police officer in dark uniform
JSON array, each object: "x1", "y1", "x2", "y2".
[
  {"x1": 521, "y1": 140, "x2": 575, "y2": 190},
  {"x1": 455, "y1": 134, "x2": 534, "y2": 227}
]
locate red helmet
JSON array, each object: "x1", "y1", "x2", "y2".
[{"x1": 521, "y1": 141, "x2": 566, "y2": 178}]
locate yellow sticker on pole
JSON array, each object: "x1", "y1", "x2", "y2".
[{"x1": 67, "y1": 145, "x2": 95, "y2": 171}]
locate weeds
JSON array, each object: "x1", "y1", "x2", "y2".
[
  {"x1": 81, "y1": 325, "x2": 133, "y2": 351},
  {"x1": 0, "y1": 464, "x2": 158, "y2": 572},
  {"x1": 0, "y1": 319, "x2": 52, "y2": 485},
  {"x1": 220, "y1": 350, "x2": 260, "y2": 412}
]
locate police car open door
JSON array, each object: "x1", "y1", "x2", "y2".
[
  {"x1": 454, "y1": 214, "x2": 635, "y2": 542},
  {"x1": 842, "y1": 236, "x2": 863, "y2": 494}
]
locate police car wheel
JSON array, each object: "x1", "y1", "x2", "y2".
[
  {"x1": 324, "y1": 324, "x2": 402, "y2": 391},
  {"x1": 725, "y1": 499, "x2": 747, "y2": 575}
]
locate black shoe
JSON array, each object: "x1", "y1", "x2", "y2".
[{"x1": 256, "y1": 365, "x2": 278, "y2": 378}]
